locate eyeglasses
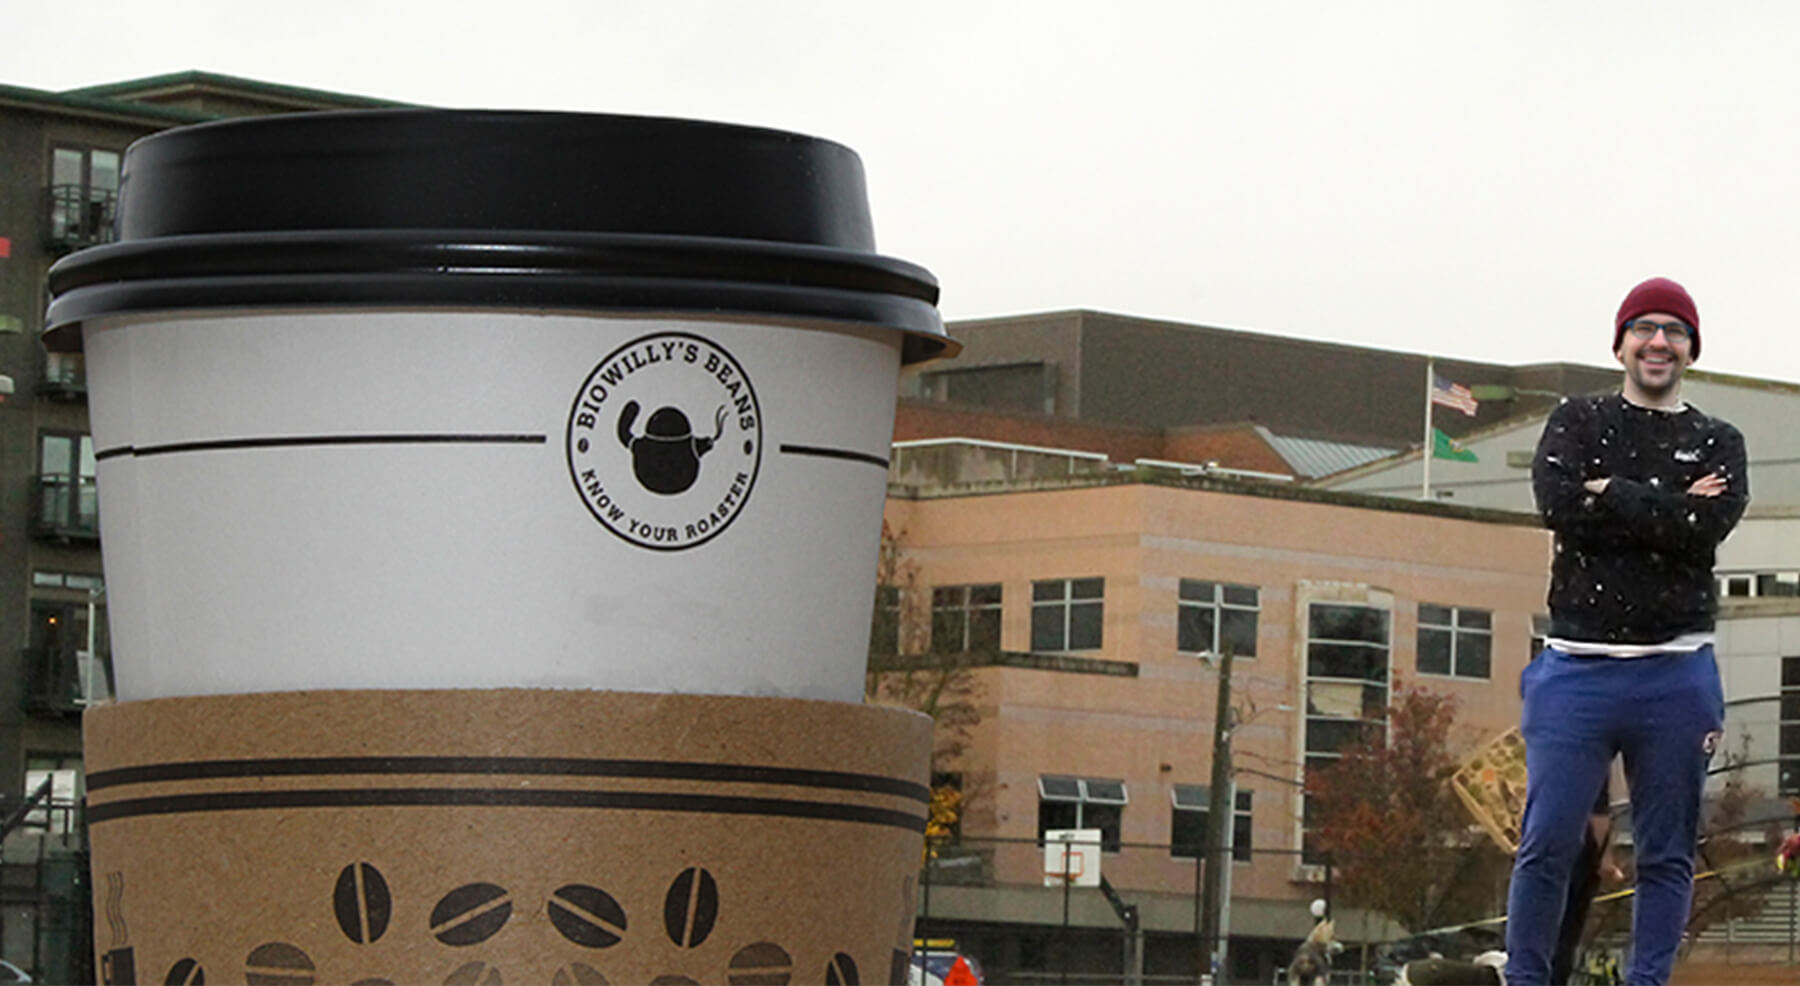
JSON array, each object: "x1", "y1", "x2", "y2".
[{"x1": 1622, "y1": 319, "x2": 1693, "y2": 344}]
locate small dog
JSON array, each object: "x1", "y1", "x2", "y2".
[
  {"x1": 1286, "y1": 919, "x2": 1339, "y2": 986},
  {"x1": 1395, "y1": 950, "x2": 1507, "y2": 985}
]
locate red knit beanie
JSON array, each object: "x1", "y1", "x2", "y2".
[{"x1": 1614, "y1": 276, "x2": 1700, "y2": 358}]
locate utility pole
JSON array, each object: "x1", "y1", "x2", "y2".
[{"x1": 1198, "y1": 645, "x2": 1233, "y2": 983}]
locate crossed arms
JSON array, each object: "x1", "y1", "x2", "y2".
[{"x1": 1532, "y1": 401, "x2": 1748, "y2": 560}]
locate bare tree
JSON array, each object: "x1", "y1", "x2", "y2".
[{"x1": 864, "y1": 521, "x2": 988, "y2": 846}]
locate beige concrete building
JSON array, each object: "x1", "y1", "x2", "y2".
[
  {"x1": 887, "y1": 309, "x2": 1800, "y2": 979},
  {"x1": 882, "y1": 467, "x2": 1551, "y2": 983}
]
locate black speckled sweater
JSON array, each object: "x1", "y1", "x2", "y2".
[{"x1": 1533, "y1": 393, "x2": 1749, "y2": 645}]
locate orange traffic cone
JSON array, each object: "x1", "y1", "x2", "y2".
[{"x1": 943, "y1": 955, "x2": 979, "y2": 986}]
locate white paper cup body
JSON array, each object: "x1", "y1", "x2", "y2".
[{"x1": 84, "y1": 309, "x2": 901, "y2": 702}]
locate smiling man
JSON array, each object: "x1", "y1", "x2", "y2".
[{"x1": 1506, "y1": 277, "x2": 1749, "y2": 985}]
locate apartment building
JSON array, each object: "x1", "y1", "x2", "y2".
[
  {"x1": 0, "y1": 72, "x2": 401, "y2": 795},
  {"x1": 0, "y1": 71, "x2": 401, "y2": 983}
]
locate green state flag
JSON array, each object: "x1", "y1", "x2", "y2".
[{"x1": 1432, "y1": 428, "x2": 1478, "y2": 462}]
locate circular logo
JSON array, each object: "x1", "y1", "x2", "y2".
[{"x1": 567, "y1": 331, "x2": 762, "y2": 551}]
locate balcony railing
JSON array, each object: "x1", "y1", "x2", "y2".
[
  {"x1": 43, "y1": 184, "x2": 118, "y2": 250},
  {"x1": 31, "y1": 475, "x2": 99, "y2": 543},
  {"x1": 22, "y1": 645, "x2": 111, "y2": 718},
  {"x1": 38, "y1": 357, "x2": 86, "y2": 400}
]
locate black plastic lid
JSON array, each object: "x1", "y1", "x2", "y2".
[{"x1": 45, "y1": 110, "x2": 952, "y2": 362}]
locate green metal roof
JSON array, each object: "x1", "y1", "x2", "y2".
[
  {"x1": 0, "y1": 71, "x2": 415, "y2": 130},
  {"x1": 62, "y1": 70, "x2": 413, "y2": 111},
  {"x1": 0, "y1": 81, "x2": 215, "y2": 126}
]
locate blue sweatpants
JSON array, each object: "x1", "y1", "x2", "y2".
[{"x1": 1504, "y1": 646, "x2": 1723, "y2": 986}]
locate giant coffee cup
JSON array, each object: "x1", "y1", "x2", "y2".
[{"x1": 46, "y1": 110, "x2": 953, "y2": 702}]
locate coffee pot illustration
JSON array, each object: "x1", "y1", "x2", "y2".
[{"x1": 617, "y1": 401, "x2": 727, "y2": 495}]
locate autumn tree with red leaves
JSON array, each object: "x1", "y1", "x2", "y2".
[{"x1": 1306, "y1": 678, "x2": 1509, "y2": 934}]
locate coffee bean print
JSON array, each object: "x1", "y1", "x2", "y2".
[
  {"x1": 662, "y1": 867, "x2": 718, "y2": 948},
  {"x1": 164, "y1": 957, "x2": 204, "y2": 985},
  {"x1": 101, "y1": 947, "x2": 137, "y2": 986},
  {"x1": 549, "y1": 884, "x2": 628, "y2": 948},
  {"x1": 648, "y1": 978, "x2": 698, "y2": 986},
  {"x1": 889, "y1": 951, "x2": 909, "y2": 986},
  {"x1": 350, "y1": 980, "x2": 395, "y2": 985},
  {"x1": 551, "y1": 963, "x2": 609, "y2": 986},
  {"x1": 443, "y1": 961, "x2": 502, "y2": 986},
  {"x1": 825, "y1": 952, "x2": 860, "y2": 986},
  {"x1": 431, "y1": 882, "x2": 513, "y2": 946},
  {"x1": 334, "y1": 861, "x2": 392, "y2": 944},
  {"x1": 727, "y1": 942, "x2": 793, "y2": 986},
  {"x1": 244, "y1": 942, "x2": 315, "y2": 986}
]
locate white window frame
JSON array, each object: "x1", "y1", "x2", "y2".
[
  {"x1": 1177, "y1": 579, "x2": 1260, "y2": 659},
  {"x1": 1416, "y1": 603, "x2": 1493, "y2": 680},
  {"x1": 1031, "y1": 577, "x2": 1104, "y2": 652},
  {"x1": 1718, "y1": 570, "x2": 1800, "y2": 599},
  {"x1": 870, "y1": 584, "x2": 903, "y2": 655},
  {"x1": 1037, "y1": 774, "x2": 1128, "y2": 852},
  {"x1": 1782, "y1": 657, "x2": 1800, "y2": 798},
  {"x1": 930, "y1": 583, "x2": 1003, "y2": 653},
  {"x1": 1170, "y1": 785, "x2": 1253, "y2": 862},
  {"x1": 1300, "y1": 599, "x2": 1392, "y2": 866}
]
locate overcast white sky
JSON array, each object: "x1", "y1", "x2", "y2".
[{"x1": 13, "y1": 1, "x2": 1800, "y2": 383}]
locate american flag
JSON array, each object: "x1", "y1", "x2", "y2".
[{"x1": 1431, "y1": 373, "x2": 1479, "y2": 417}]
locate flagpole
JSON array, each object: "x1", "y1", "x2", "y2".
[{"x1": 1422, "y1": 357, "x2": 1434, "y2": 500}]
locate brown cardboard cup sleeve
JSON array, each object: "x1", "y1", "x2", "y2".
[{"x1": 84, "y1": 689, "x2": 933, "y2": 985}]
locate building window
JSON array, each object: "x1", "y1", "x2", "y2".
[
  {"x1": 1416, "y1": 604, "x2": 1492, "y2": 679},
  {"x1": 913, "y1": 361, "x2": 1056, "y2": 415},
  {"x1": 33, "y1": 571, "x2": 104, "y2": 591},
  {"x1": 1760, "y1": 574, "x2": 1800, "y2": 597},
  {"x1": 49, "y1": 146, "x2": 121, "y2": 247},
  {"x1": 1178, "y1": 580, "x2": 1259, "y2": 658},
  {"x1": 1031, "y1": 578, "x2": 1103, "y2": 652},
  {"x1": 1170, "y1": 786, "x2": 1253, "y2": 862},
  {"x1": 35, "y1": 432, "x2": 98, "y2": 536},
  {"x1": 24, "y1": 754, "x2": 84, "y2": 836},
  {"x1": 1782, "y1": 657, "x2": 1800, "y2": 797},
  {"x1": 43, "y1": 351, "x2": 85, "y2": 395},
  {"x1": 26, "y1": 597, "x2": 112, "y2": 713},
  {"x1": 1302, "y1": 601, "x2": 1391, "y2": 864},
  {"x1": 1717, "y1": 571, "x2": 1800, "y2": 599},
  {"x1": 1037, "y1": 774, "x2": 1126, "y2": 852},
  {"x1": 869, "y1": 585, "x2": 902, "y2": 655},
  {"x1": 1530, "y1": 614, "x2": 1549, "y2": 660},
  {"x1": 931, "y1": 584, "x2": 1002, "y2": 653}
]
